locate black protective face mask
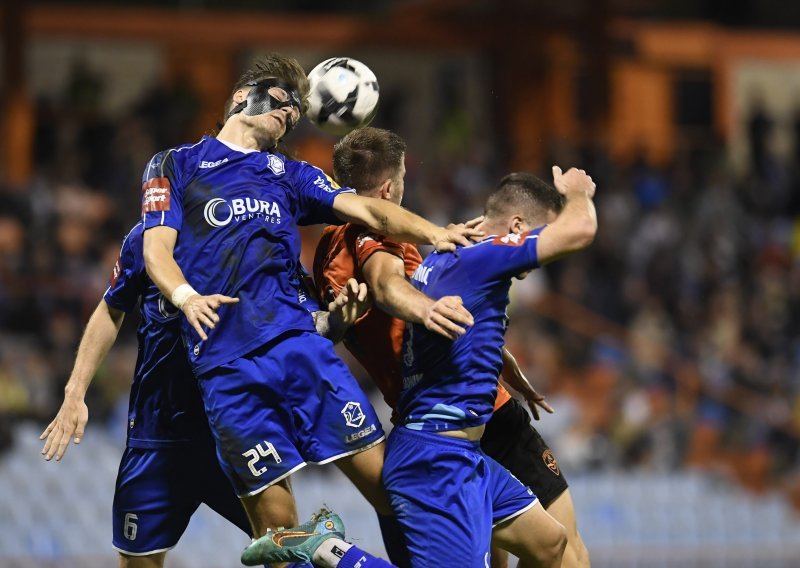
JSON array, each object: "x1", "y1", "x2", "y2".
[{"x1": 227, "y1": 78, "x2": 302, "y2": 133}]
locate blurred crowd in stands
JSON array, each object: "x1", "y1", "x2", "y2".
[{"x1": 1, "y1": 62, "x2": 798, "y2": 511}]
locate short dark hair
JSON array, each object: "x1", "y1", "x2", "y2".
[
  {"x1": 332, "y1": 127, "x2": 406, "y2": 193},
  {"x1": 485, "y1": 172, "x2": 565, "y2": 223},
  {"x1": 222, "y1": 54, "x2": 310, "y2": 123}
]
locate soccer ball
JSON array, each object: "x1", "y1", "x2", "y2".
[{"x1": 307, "y1": 57, "x2": 380, "y2": 136}]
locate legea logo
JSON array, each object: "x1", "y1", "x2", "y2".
[{"x1": 203, "y1": 197, "x2": 282, "y2": 228}]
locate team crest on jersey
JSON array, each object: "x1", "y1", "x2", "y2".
[
  {"x1": 341, "y1": 401, "x2": 366, "y2": 428},
  {"x1": 267, "y1": 154, "x2": 285, "y2": 175},
  {"x1": 142, "y1": 177, "x2": 171, "y2": 213}
]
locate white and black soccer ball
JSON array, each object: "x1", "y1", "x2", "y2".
[{"x1": 307, "y1": 57, "x2": 380, "y2": 136}]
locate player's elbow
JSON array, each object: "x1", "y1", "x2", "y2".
[{"x1": 570, "y1": 216, "x2": 597, "y2": 250}]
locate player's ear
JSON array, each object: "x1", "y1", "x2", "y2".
[
  {"x1": 510, "y1": 215, "x2": 525, "y2": 234},
  {"x1": 233, "y1": 89, "x2": 248, "y2": 104},
  {"x1": 379, "y1": 178, "x2": 393, "y2": 201}
]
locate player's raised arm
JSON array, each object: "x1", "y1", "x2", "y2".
[
  {"x1": 362, "y1": 250, "x2": 473, "y2": 340},
  {"x1": 331, "y1": 192, "x2": 482, "y2": 252},
  {"x1": 142, "y1": 226, "x2": 238, "y2": 341},
  {"x1": 535, "y1": 166, "x2": 597, "y2": 266},
  {"x1": 40, "y1": 300, "x2": 125, "y2": 461}
]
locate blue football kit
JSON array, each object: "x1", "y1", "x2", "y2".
[
  {"x1": 141, "y1": 136, "x2": 384, "y2": 496},
  {"x1": 104, "y1": 223, "x2": 251, "y2": 556},
  {"x1": 383, "y1": 229, "x2": 547, "y2": 567}
]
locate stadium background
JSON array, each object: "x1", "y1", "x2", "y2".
[{"x1": 1, "y1": 1, "x2": 799, "y2": 566}]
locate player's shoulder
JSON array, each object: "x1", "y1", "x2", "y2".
[
  {"x1": 290, "y1": 159, "x2": 354, "y2": 193},
  {"x1": 144, "y1": 138, "x2": 207, "y2": 179},
  {"x1": 116, "y1": 221, "x2": 146, "y2": 271}
]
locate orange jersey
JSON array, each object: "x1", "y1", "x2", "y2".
[{"x1": 313, "y1": 223, "x2": 511, "y2": 415}]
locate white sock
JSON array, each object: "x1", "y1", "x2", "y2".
[{"x1": 312, "y1": 537, "x2": 353, "y2": 568}]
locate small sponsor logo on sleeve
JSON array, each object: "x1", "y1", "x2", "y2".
[
  {"x1": 109, "y1": 258, "x2": 121, "y2": 286},
  {"x1": 493, "y1": 232, "x2": 524, "y2": 246},
  {"x1": 142, "y1": 177, "x2": 171, "y2": 213},
  {"x1": 356, "y1": 232, "x2": 377, "y2": 248}
]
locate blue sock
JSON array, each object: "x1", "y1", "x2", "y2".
[
  {"x1": 338, "y1": 545, "x2": 396, "y2": 568},
  {"x1": 377, "y1": 513, "x2": 410, "y2": 568}
]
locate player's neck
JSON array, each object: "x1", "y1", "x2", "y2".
[
  {"x1": 217, "y1": 120, "x2": 272, "y2": 152},
  {"x1": 477, "y1": 219, "x2": 510, "y2": 237}
]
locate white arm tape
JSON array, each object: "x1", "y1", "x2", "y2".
[{"x1": 171, "y1": 284, "x2": 199, "y2": 309}]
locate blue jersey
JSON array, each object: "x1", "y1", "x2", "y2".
[
  {"x1": 104, "y1": 223, "x2": 208, "y2": 448},
  {"x1": 399, "y1": 227, "x2": 546, "y2": 431},
  {"x1": 141, "y1": 136, "x2": 352, "y2": 375},
  {"x1": 104, "y1": 223, "x2": 320, "y2": 448}
]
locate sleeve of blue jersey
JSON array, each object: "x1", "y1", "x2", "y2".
[
  {"x1": 293, "y1": 162, "x2": 355, "y2": 226},
  {"x1": 471, "y1": 224, "x2": 547, "y2": 284},
  {"x1": 103, "y1": 227, "x2": 144, "y2": 313},
  {"x1": 141, "y1": 149, "x2": 185, "y2": 232}
]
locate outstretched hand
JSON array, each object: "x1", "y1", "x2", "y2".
[
  {"x1": 182, "y1": 293, "x2": 239, "y2": 341},
  {"x1": 423, "y1": 295, "x2": 474, "y2": 340},
  {"x1": 432, "y1": 222, "x2": 484, "y2": 252},
  {"x1": 328, "y1": 278, "x2": 371, "y2": 327},
  {"x1": 501, "y1": 348, "x2": 554, "y2": 420},
  {"x1": 446, "y1": 215, "x2": 485, "y2": 243},
  {"x1": 40, "y1": 397, "x2": 89, "y2": 461}
]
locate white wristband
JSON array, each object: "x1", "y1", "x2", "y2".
[{"x1": 171, "y1": 283, "x2": 199, "y2": 309}]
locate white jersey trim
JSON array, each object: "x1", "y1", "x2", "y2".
[
  {"x1": 492, "y1": 497, "x2": 540, "y2": 528},
  {"x1": 309, "y1": 435, "x2": 386, "y2": 465},
  {"x1": 216, "y1": 137, "x2": 259, "y2": 154},
  {"x1": 238, "y1": 461, "x2": 307, "y2": 498},
  {"x1": 112, "y1": 544, "x2": 174, "y2": 556}
]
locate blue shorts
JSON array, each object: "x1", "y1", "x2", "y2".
[
  {"x1": 112, "y1": 443, "x2": 250, "y2": 555},
  {"x1": 197, "y1": 331, "x2": 385, "y2": 496},
  {"x1": 383, "y1": 427, "x2": 538, "y2": 568}
]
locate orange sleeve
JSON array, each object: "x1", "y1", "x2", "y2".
[{"x1": 353, "y1": 230, "x2": 406, "y2": 268}]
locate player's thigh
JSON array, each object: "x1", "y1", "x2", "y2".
[
  {"x1": 240, "y1": 476, "x2": 298, "y2": 537},
  {"x1": 492, "y1": 502, "x2": 566, "y2": 565},
  {"x1": 118, "y1": 551, "x2": 166, "y2": 568},
  {"x1": 383, "y1": 427, "x2": 492, "y2": 567},
  {"x1": 335, "y1": 440, "x2": 392, "y2": 515},
  {"x1": 482, "y1": 399, "x2": 569, "y2": 509},
  {"x1": 112, "y1": 448, "x2": 199, "y2": 556},
  {"x1": 545, "y1": 489, "x2": 590, "y2": 568},
  {"x1": 545, "y1": 489, "x2": 579, "y2": 540},
  {"x1": 196, "y1": 343, "x2": 307, "y2": 498}
]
